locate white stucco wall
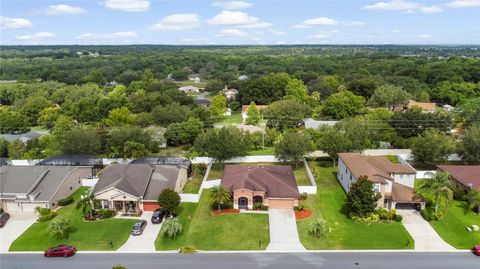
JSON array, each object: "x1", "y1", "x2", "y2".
[
  {"x1": 393, "y1": 173, "x2": 415, "y2": 188},
  {"x1": 337, "y1": 158, "x2": 355, "y2": 192}
]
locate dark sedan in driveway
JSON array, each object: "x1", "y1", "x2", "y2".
[
  {"x1": 44, "y1": 245, "x2": 77, "y2": 257},
  {"x1": 151, "y1": 209, "x2": 167, "y2": 224},
  {"x1": 131, "y1": 220, "x2": 147, "y2": 235}
]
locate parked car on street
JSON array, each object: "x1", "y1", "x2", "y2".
[
  {"x1": 0, "y1": 212, "x2": 10, "y2": 228},
  {"x1": 44, "y1": 245, "x2": 77, "y2": 257},
  {"x1": 473, "y1": 245, "x2": 480, "y2": 256},
  {"x1": 151, "y1": 209, "x2": 167, "y2": 224},
  {"x1": 131, "y1": 220, "x2": 147, "y2": 235}
]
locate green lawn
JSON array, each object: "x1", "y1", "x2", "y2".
[
  {"x1": 155, "y1": 145, "x2": 192, "y2": 157},
  {"x1": 176, "y1": 80, "x2": 207, "y2": 88},
  {"x1": 384, "y1": 155, "x2": 400, "y2": 163},
  {"x1": 248, "y1": 147, "x2": 274, "y2": 156},
  {"x1": 429, "y1": 200, "x2": 480, "y2": 249},
  {"x1": 10, "y1": 187, "x2": 136, "y2": 251},
  {"x1": 297, "y1": 160, "x2": 414, "y2": 250},
  {"x1": 155, "y1": 190, "x2": 270, "y2": 250},
  {"x1": 182, "y1": 169, "x2": 204, "y2": 194},
  {"x1": 217, "y1": 111, "x2": 243, "y2": 125},
  {"x1": 206, "y1": 162, "x2": 311, "y2": 185}
]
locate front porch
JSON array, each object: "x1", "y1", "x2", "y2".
[{"x1": 99, "y1": 199, "x2": 143, "y2": 216}]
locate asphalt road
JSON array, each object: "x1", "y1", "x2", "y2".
[{"x1": 1, "y1": 252, "x2": 478, "y2": 269}]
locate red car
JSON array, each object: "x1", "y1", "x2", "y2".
[
  {"x1": 44, "y1": 245, "x2": 77, "y2": 257},
  {"x1": 473, "y1": 245, "x2": 480, "y2": 256}
]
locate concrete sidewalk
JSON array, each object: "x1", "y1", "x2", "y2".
[
  {"x1": 397, "y1": 210, "x2": 454, "y2": 250},
  {"x1": 117, "y1": 212, "x2": 162, "y2": 253},
  {"x1": 266, "y1": 209, "x2": 306, "y2": 252},
  {"x1": 0, "y1": 213, "x2": 36, "y2": 253}
]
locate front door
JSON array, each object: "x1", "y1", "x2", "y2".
[{"x1": 238, "y1": 197, "x2": 248, "y2": 209}]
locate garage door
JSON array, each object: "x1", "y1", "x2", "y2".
[
  {"x1": 268, "y1": 199, "x2": 294, "y2": 209},
  {"x1": 143, "y1": 202, "x2": 160, "y2": 212},
  {"x1": 21, "y1": 203, "x2": 43, "y2": 212},
  {"x1": 4, "y1": 201, "x2": 21, "y2": 212}
]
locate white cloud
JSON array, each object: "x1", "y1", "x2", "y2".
[
  {"x1": 363, "y1": 1, "x2": 443, "y2": 13},
  {"x1": 293, "y1": 17, "x2": 365, "y2": 28},
  {"x1": 209, "y1": 11, "x2": 272, "y2": 28},
  {"x1": 76, "y1": 31, "x2": 138, "y2": 40},
  {"x1": 446, "y1": 0, "x2": 480, "y2": 8},
  {"x1": 103, "y1": 0, "x2": 150, "y2": 12},
  {"x1": 0, "y1": 16, "x2": 33, "y2": 29},
  {"x1": 415, "y1": 34, "x2": 432, "y2": 39},
  {"x1": 216, "y1": 28, "x2": 249, "y2": 37},
  {"x1": 45, "y1": 4, "x2": 86, "y2": 15},
  {"x1": 212, "y1": 1, "x2": 252, "y2": 10},
  {"x1": 149, "y1": 13, "x2": 200, "y2": 31},
  {"x1": 15, "y1": 32, "x2": 56, "y2": 41},
  {"x1": 307, "y1": 29, "x2": 339, "y2": 39}
]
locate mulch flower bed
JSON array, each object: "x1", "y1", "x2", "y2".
[
  {"x1": 295, "y1": 209, "x2": 313, "y2": 220},
  {"x1": 211, "y1": 209, "x2": 240, "y2": 216}
]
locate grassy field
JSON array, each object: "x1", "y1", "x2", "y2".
[
  {"x1": 10, "y1": 188, "x2": 136, "y2": 251},
  {"x1": 206, "y1": 162, "x2": 312, "y2": 185},
  {"x1": 248, "y1": 147, "x2": 274, "y2": 156},
  {"x1": 384, "y1": 155, "x2": 400, "y2": 163},
  {"x1": 176, "y1": 80, "x2": 207, "y2": 88},
  {"x1": 155, "y1": 145, "x2": 192, "y2": 157},
  {"x1": 155, "y1": 190, "x2": 270, "y2": 250},
  {"x1": 297, "y1": 160, "x2": 414, "y2": 250},
  {"x1": 182, "y1": 169, "x2": 204, "y2": 194},
  {"x1": 217, "y1": 112, "x2": 243, "y2": 125}
]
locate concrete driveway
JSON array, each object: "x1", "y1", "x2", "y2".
[
  {"x1": 397, "y1": 209, "x2": 454, "y2": 250},
  {"x1": 0, "y1": 212, "x2": 36, "y2": 253},
  {"x1": 266, "y1": 208, "x2": 306, "y2": 252},
  {"x1": 117, "y1": 212, "x2": 163, "y2": 253}
]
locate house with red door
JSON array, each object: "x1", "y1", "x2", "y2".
[{"x1": 92, "y1": 163, "x2": 188, "y2": 213}]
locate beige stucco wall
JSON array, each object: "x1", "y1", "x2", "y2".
[
  {"x1": 175, "y1": 167, "x2": 188, "y2": 192},
  {"x1": 377, "y1": 183, "x2": 387, "y2": 208},
  {"x1": 50, "y1": 167, "x2": 92, "y2": 208}
]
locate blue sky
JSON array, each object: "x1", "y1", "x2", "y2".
[{"x1": 1, "y1": 0, "x2": 479, "y2": 45}]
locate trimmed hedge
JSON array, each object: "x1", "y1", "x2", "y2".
[{"x1": 57, "y1": 196, "x2": 74, "y2": 206}]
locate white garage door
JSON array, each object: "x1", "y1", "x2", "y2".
[
  {"x1": 268, "y1": 199, "x2": 294, "y2": 209},
  {"x1": 21, "y1": 203, "x2": 43, "y2": 212},
  {"x1": 4, "y1": 201, "x2": 21, "y2": 212}
]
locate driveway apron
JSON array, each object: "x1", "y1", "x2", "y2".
[
  {"x1": 117, "y1": 212, "x2": 163, "y2": 253},
  {"x1": 0, "y1": 212, "x2": 36, "y2": 253},
  {"x1": 397, "y1": 209, "x2": 454, "y2": 250},
  {"x1": 266, "y1": 208, "x2": 306, "y2": 252}
]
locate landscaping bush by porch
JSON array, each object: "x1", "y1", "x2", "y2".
[
  {"x1": 10, "y1": 187, "x2": 136, "y2": 251},
  {"x1": 297, "y1": 160, "x2": 414, "y2": 250}
]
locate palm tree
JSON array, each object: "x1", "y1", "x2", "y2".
[
  {"x1": 468, "y1": 189, "x2": 480, "y2": 215},
  {"x1": 161, "y1": 218, "x2": 183, "y2": 239},
  {"x1": 76, "y1": 189, "x2": 97, "y2": 217},
  {"x1": 209, "y1": 185, "x2": 231, "y2": 211},
  {"x1": 418, "y1": 172, "x2": 453, "y2": 214},
  {"x1": 48, "y1": 218, "x2": 73, "y2": 240}
]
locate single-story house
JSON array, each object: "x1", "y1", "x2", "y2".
[
  {"x1": 303, "y1": 118, "x2": 338, "y2": 129},
  {"x1": 92, "y1": 163, "x2": 188, "y2": 213},
  {"x1": 407, "y1": 100, "x2": 436, "y2": 113},
  {"x1": 188, "y1": 76, "x2": 201, "y2": 83},
  {"x1": 338, "y1": 153, "x2": 424, "y2": 210},
  {"x1": 231, "y1": 124, "x2": 265, "y2": 134},
  {"x1": 0, "y1": 166, "x2": 92, "y2": 212},
  {"x1": 0, "y1": 130, "x2": 49, "y2": 143},
  {"x1": 179, "y1": 85, "x2": 200, "y2": 93},
  {"x1": 221, "y1": 165, "x2": 300, "y2": 209},
  {"x1": 241, "y1": 105, "x2": 268, "y2": 123},
  {"x1": 223, "y1": 87, "x2": 238, "y2": 100},
  {"x1": 196, "y1": 98, "x2": 211, "y2": 108},
  {"x1": 437, "y1": 165, "x2": 480, "y2": 191}
]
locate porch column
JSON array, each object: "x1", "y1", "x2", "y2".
[
  {"x1": 123, "y1": 201, "x2": 126, "y2": 213},
  {"x1": 391, "y1": 201, "x2": 397, "y2": 209}
]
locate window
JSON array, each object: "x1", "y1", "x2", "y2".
[
  {"x1": 373, "y1": 184, "x2": 380, "y2": 193},
  {"x1": 102, "y1": 200, "x2": 109, "y2": 209},
  {"x1": 350, "y1": 175, "x2": 353, "y2": 181},
  {"x1": 69, "y1": 184, "x2": 72, "y2": 190}
]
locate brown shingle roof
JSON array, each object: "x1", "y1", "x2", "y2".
[
  {"x1": 437, "y1": 165, "x2": 480, "y2": 190},
  {"x1": 408, "y1": 100, "x2": 436, "y2": 111},
  {"x1": 391, "y1": 182, "x2": 421, "y2": 203},
  {"x1": 339, "y1": 153, "x2": 416, "y2": 184},
  {"x1": 221, "y1": 165, "x2": 300, "y2": 199},
  {"x1": 241, "y1": 105, "x2": 268, "y2": 114}
]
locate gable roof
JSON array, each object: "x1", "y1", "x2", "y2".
[
  {"x1": 241, "y1": 105, "x2": 268, "y2": 114},
  {"x1": 408, "y1": 100, "x2": 436, "y2": 111},
  {"x1": 339, "y1": 153, "x2": 416, "y2": 184},
  {"x1": 93, "y1": 164, "x2": 182, "y2": 200},
  {"x1": 221, "y1": 165, "x2": 299, "y2": 199},
  {"x1": 437, "y1": 165, "x2": 480, "y2": 190}
]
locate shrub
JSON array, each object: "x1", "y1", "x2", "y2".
[
  {"x1": 294, "y1": 205, "x2": 305, "y2": 211},
  {"x1": 0, "y1": 208, "x2": 4, "y2": 214},
  {"x1": 57, "y1": 196, "x2": 74, "y2": 206},
  {"x1": 252, "y1": 202, "x2": 268, "y2": 210},
  {"x1": 48, "y1": 218, "x2": 74, "y2": 240},
  {"x1": 179, "y1": 246, "x2": 197, "y2": 253},
  {"x1": 158, "y1": 189, "x2": 181, "y2": 214},
  {"x1": 299, "y1": 193, "x2": 308, "y2": 200},
  {"x1": 351, "y1": 213, "x2": 380, "y2": 224},
  {"x1": 112, "y1": 266, "x2": 127, "y2": 269},
  {"x1": 97, "y1": 209, "x2": 116, "y2": 219},
  {"x1": 395, "y1": 214, "x2": 403, "y2": 222},
  {"x1": 453, "y1": 189, "x2": 468, "y2": 201},
  {"x1": 376, "y1": 208, "x2": 397, "y2": 221},
  {"x1": 309, "y1": 218, "x2": 326, "y2": 238},
  {"x1": 35, "y1": 206, "x2": 57, "y2": 222},
  {"x1": 38, "y1": 212, "x2": 57, "y2": 222},
  {"x1": 161, "y1": 218, "x2": 183, "y2": 239},
  {"x1": 421, "y1": 208, "x2": 443, "y2": 221},
  {"x1": 196, "y1": 163, "x2": 208, "y2": 176}
]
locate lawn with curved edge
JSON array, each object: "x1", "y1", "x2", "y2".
[{"x1": 9, "y1": 187, "x2": 136, "y2": 251}]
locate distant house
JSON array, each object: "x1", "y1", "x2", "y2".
[
  {"x1": 241, "y1": 105, "x2": 268, "y2": 123},
  {"x1": 238, "y1": 75, "x2": 249, "y2": 81},
  {"x1": 442, "y1": 104, "x2": 454, "y2": 112},
  {"x1": 188, "y1": 75, "x2": 201, "y2": 83},
  {"x1": 0, "y1": 130, "x2": 49, "y2": 143},
  {"x1": 303, "y1": 118, "x2": 338, "y2": 129},
  {"x1": 437, "y1": 165, "x2": 480, "y2": 191},
  {"x1": 407, "y1": 100, "x2": 436, "y2": 113},
  {"x1": 231, "y1": 124, "x2": 265, "y2": 134},
  {"x1": 338, "y1": 153, "x2": 424, "y2": 210},
  {"x1": 223, "y1": 87, "x2": 238, "y2": 100},
  {"x1": 179, "y1": 85, "x2": 200, "y2": 93},
  {"x1": 92, "y1": 163, "x2": 188, "y2": 213},
  {"x1": 0, "y1": 166, "x2": 92, "y2": 212},
  {"x1": 196, "y1": 98, "x2": 211, "y2": 108},
  {"x1": 221, "y1": 165, "x2": 300, "y2": 209}
]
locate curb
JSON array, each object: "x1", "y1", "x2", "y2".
[{"x1": 2, "y1": 250, "x2": 471, "y2": 254}]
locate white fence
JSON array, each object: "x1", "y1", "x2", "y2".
[
  {"x1": 415, "y1": 171, "x2": 437, "y2": 179},
  {"x1": 191, "y1": 155, "x2": 281, "y2": 164},
  {"x1": 298, "y1": 186, "x2": 317, "y2": 194},
  {"x1": 179, "y1": 193, "x2": 200, "y2": 203}
]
